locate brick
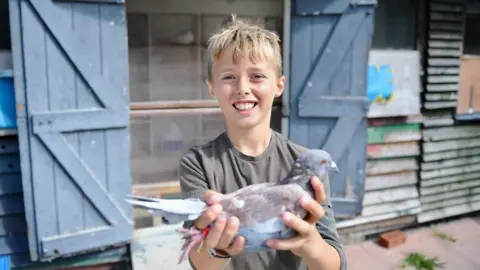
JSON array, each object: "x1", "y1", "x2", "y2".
[{"x1": 378, "y1": 230, "x2": 407, "y2": 248}]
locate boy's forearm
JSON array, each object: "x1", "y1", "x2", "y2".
[
  {"x1": 189, "y1": 248, "x2": 231, "y2": 270},
  {"x1": 303, "y1": 235, "x2": 341, "y2": 270}
]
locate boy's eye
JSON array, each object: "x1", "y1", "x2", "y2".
[
  {"x1": 222, "y1": 75, "x2": 234, "y2": 80},
  {"x1": 252, "y1": 74, "x2": 265, "y2": 80}
]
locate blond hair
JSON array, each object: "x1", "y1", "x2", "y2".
[{"x1": 206, "y1": 14, "x2": 282, "y2": 79}]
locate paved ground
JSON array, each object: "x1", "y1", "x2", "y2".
[{"x1": 344, "y1": 216, "x2": 480, "y2": 270}]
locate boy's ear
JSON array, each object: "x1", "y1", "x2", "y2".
[
  {"x1": 274, "y1": 76, "x2": 286, "y2": 98},
  {"x1": 206, "y1": 79, "x2": 216, "y2": 98}
]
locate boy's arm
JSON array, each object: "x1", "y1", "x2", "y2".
[
  {"x1": 179, "y1": 149, "x2": 232, "y2": 270},
  {"x1": 313, "y1": 176, "x2": 347, "y2": 270}
]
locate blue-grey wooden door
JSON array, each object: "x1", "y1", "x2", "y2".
[
  {"x1": 9, "y1": 0, "x2": 132, "y2": 261},
  {"x1": 289, "y1": 0, "x2": 377, "y2": 218}
]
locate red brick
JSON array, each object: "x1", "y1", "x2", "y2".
[{"x1": 378, "y1": 230, "x2": 407, "y2": 248}]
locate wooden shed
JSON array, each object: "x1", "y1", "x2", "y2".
[{"x1": 0, "y1": 0, "x2": 478, "y2": 269}]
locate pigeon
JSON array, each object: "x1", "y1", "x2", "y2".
[{"x1": 126, "y1": 149, "x2": 339, "y2": 263}]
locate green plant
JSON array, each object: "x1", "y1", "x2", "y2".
[
  {"x1": 400, "y1": 252, "x2": 445, "y2": 270},
  {"x1": 431, "y1": 229, "x2": 456, "y2": 243}
]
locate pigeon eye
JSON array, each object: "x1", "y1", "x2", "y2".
[{"x1": 320, "y1": 160, "x2": 326, "y2": 164}]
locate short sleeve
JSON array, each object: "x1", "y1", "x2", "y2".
[
  {"x1": 179, "y1": 149, "x2": 210, "y2": 201},
  {"x1": 315, "y1": 175, "x2": 348, "y2": 270}
]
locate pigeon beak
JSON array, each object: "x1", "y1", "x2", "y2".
[{"x1": 330, "y1": 161, "x2": 340, "y2": 173}]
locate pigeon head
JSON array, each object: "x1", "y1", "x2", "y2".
[{"x1": 296, "y1": 149, "x2": 339, "y2": 177}]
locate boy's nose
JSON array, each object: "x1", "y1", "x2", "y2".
[{"x1": 236, "y1": 77, "x2": 251, "y2": 95}]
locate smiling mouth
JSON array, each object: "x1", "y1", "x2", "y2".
[{"x1": 233, "y1": 102, "x2": 258, "y2": 111}]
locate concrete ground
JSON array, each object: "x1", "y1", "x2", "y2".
[{"x1": 344, "y1": 216, "x2": 480, "y2": 270}]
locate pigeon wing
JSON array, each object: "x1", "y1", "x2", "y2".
[{"x1": 219, "y1": 183, "x2": 308, "y2": 232}]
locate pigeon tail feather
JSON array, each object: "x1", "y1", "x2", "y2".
[{"x1": 125, "y1": 195, "x2": 206, "y2": 224}]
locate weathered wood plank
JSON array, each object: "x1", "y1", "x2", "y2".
[
  {"x1": 421, "y1": 163, "x2": 480, "y2": 180},
  {"x1": 338, "y1": 215, "x2": 416, "y2": 237},
  {"x1": 336, "y1": 207, "x2": 421, "y2": 229},
  {"x1": 0, "y1": 215, "x2": 27, "y2": 236},
  {"x1": 367, "y1": 115, "x2": 423, "y2": 126},
  {"x1": 424, "y1": 101, "x2": 457, "y2": 109},
  {"x1": 425, "y1": 92, "x2": 457, "y2": 101},
  {"x1": 363, "y1": 186, "x2": 419, "y2": 206},
  {"x1": 426, "y1": 83, "x2": 458, "y2": 92},
  {"x1": 417, "y1": 200, "x2": 480, "y2": 223},
  {"x1": 427, "y1": 75, "x2": 459, "y2": 84},
  {"x1": 0, "y1": 154, "x2": 20, "y2": 174},
  {"x1": 429, "y1": 22, "x2": 463, "y2": 31},
  {"x1": 423, "y1": 137, "x2": 480, "y2": 153},
  {"x1": 429, "y1": 32, "x2": 462, "y2": 41},
  {"x1": 420, "y1": 171, "x2": 480, "y2": 188},
  {"x1": 0, "y1": 195, "x2": 25, "y2": 216},
  {"x1": 430, "y1": 3, "x2": 464, "y2": 13},
  {"x1": 430, "y1": 12, "x2": 464, "y2": 21},
  {"x1": 0, "y1": 129, "x2": 17, "y2": 137},
  {"x1": 420, "y1": 179, "x2": 480, "y2": 196},
  {"x1": 421, "y1": 186, "x2": 480, "y2": 204},
  {"x1": 423, "y1": 126, "x2": 480, "y2": 141},
  {"x1": 365, "y1": 172, "x2": 418, "y2": 191},
  {"x1": 367, "y1": 124, "x2": 421, "y2": 144},
  {"x1": 0, "y1": 136, "x2": 19, "y2": 154},
  {"x1": 422, "y1": 147, "x2": 480, "y2": 162},
  {"x1": 428, "y1": 49, "x2": 462, "y2": 57},
  {"x1": 367, "y1": 142, "x2": 420, "y2": 159},
  {"x1": 427, "y1": 67, "x2": 460, "y2": 74},
  {"x1": 421, "y1": 155, "x2": 480, "y2": 171},
  {"x1": 362, "y1": 198, "x2": 420, "y2": 216},
  {"x1": 366, "y1": 159, "x2": 418, "y2": 175},
  {"x1": 423, "y1": 114, "x2": 454, "y2": 127},
  {"x1": 422, "y1": 193, "x2": 480, "y2": 211},
  {"x1": 428, "y1": 58, "x2": 461, "y2": 66},
  {"x1": 0, "y1": 173, "x2": 23, "y2": 195}
]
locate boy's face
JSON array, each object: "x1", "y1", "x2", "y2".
[{"x1": 207, "y1": 47, "x2": 285, "y2": 130}]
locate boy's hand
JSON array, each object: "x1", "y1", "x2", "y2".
[
  {"x1": 193, "y1": 190, "x2": 245, "y2": 256},
  {"x1": 266, "y1": 176, "x2": 326, "y2": 259}
]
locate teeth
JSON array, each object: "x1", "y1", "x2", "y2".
[{"x1": 234, "y1": 102, "x2": 255, "y2": 111}]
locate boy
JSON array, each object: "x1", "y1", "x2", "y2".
[{"x1": 179, "y1": 15, "x2": 347, "y2": 270}]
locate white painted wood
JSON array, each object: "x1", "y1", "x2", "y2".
[
  {"x1": 422, "y1": 193, "x2": 480, "y2": 211},
  {"x1": 132, "y1": 223, "x2": 191, "y2": 270},
  {"x1": 336, "y1": 207, "x2": 421, "y2": 229},
  {"x1": 363, "y1": 186, "x2": 419, "y2": 206},
  {"x1": 422, "y1": 147, "x2": 480, "y2": 162},
  {"x1": 127, "y1": 0, "x2": 283, "y2": 17},
  {"x1": 420, "y1": 163, "x2": 480, "y2": 180},
  {"x1": 365, "y1": 172, "x2": 417, "y2": 191},
  {"x1": 420, "y1": 187, "x2": 480, "y2": 204},
  {"x1": 420, "y1": 179, "x2": 480, "y2": 196},
  {"x1": 423, "y1": 137, "x2": 480, "y2": 153},
  {"x1": 423, "y1": 125, "x2": 480, "y2": 141},
  {"x1": 420, "y1": 171, "x2": 480, "y2": 187},
  {"x1": 421, "y1": 155, "x2": 480, "y2": 170},
  {"x1": 366, "y1": 159, "x2": 418, "y2": 175},
  {"x1": 417, "y1": 200, "x2": 480, "y2": 223},
  {"x1": 367, "y1": 142, "x2": 420, "y2": 159},
  {"x1": 362, "y1": 198, "x2": 421, "y2": 216}
]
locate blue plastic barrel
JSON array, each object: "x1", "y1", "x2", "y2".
[{"x1": 0, "y1": 70, "x2": 17, "y2": 129}]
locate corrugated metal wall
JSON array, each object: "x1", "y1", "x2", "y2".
[{"x1": 418, "y1": 0, "x2": 480, "y2": 223}]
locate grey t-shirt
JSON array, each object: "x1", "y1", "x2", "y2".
[{"x1": 180, "y1": 130, "x2": 347, "y2": 270}]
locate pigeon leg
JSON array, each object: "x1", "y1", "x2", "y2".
[{"x1": 177, "y1": 227, "x2": 210, "y2": 264}]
